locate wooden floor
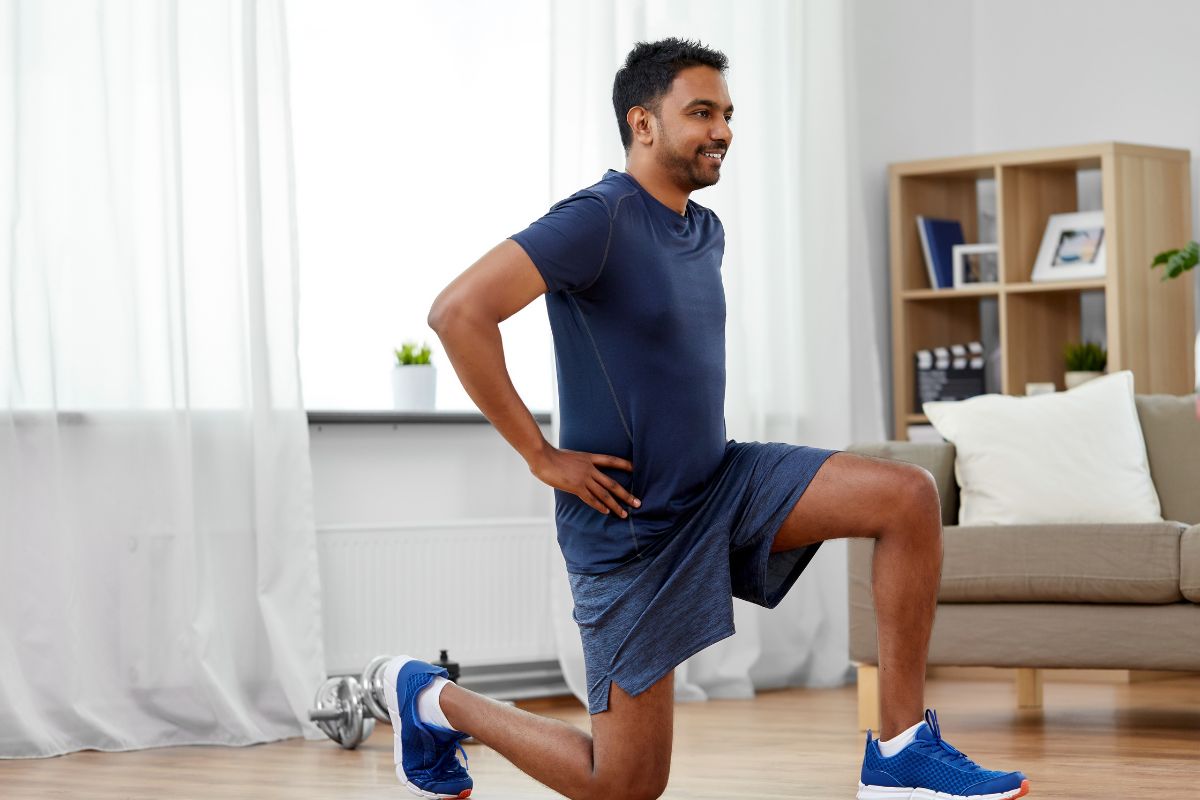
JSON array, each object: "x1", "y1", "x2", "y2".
[{"x1": 3, "y1": 675, "x2": 1197, "y2": 799}]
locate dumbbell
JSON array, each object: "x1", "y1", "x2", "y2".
[
  {"x1": 309, "y1": 674, "x2": 374, "y2": 750},
  {"x1": 309, "y1": 651, "x2": 461, "y2": 749}
]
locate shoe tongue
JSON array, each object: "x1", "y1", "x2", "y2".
[{"x1": 913, "y1": 722, "x2": 936, "y2": 742}]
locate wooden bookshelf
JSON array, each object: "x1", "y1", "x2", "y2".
[{"x1": 890, "y1": 142, "x2": 1195, "y2": 437}]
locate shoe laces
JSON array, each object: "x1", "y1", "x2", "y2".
[
  {"x1": 913, "y1": 709, "x2": 982, "y2": 772},
  {"x1": 430, "y1": 736, "x2": 469, "y2": 777}
]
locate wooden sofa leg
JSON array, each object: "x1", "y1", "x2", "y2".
[
  {"x1": 1016, "y1": 668, "x2": 1043, "y2": 709},
  {"x1": 857, "y1": 663, "x2": 880, "y2": 732}
]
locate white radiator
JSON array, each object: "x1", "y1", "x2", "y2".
[{"x1": 317, "y1": 518, "x2": 559, "y2": 675}]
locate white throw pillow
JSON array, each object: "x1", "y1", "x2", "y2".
[{"x1": 922, "y1": 371, "x2": 1162, "y2": 526}]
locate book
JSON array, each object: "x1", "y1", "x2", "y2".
[{"x1": 916, "y1": 216, "x2": 965, "y2": 290}]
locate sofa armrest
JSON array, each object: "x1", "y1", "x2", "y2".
[
  {"x1": 846, "y1": 440, "x2": 958, "y2": 526},
  {"x1": 1182, "y1": 524, "x2": 1200, "y2": 603}
]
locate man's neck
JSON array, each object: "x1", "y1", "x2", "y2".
[{"x1": 625, "y1": 162, "x2": 689, "y2": 216}]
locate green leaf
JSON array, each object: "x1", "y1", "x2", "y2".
[
  {"x1": 1150, "y1": 241, "x2": 1198, "y2": 277},
  {"x1": 1151, "y1": 249, "x2": 1178, "y2": 267},
  {"x1": 395, "y1": 340, "x2": 433, "y2": 365},
  {"x1": 1063, "y1": 340, "x2": 1106, "y2": 371}
]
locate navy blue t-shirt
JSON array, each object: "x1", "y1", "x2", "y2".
[{"x1": 510, "y1": 170, "x2": 727, "y2": 575}]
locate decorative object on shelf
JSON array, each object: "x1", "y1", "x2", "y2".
[
  {"x1": 392, "y1": 341, "x2": 436, "y2": 411},
  {"x1": 951, "y1": 243, "x2": 1000, "y2": 288},
  {"x1": 1063, "y1": 341, "x2": 1107, "y2": 389},
  {"x1": 1032, "y1": 210, "x2": 1106, "y2": 283},
  {"x1": 916, "y1": 215, "x2": 965, "y2": 289},
  {"x1": 915, "y1": 341, "x2": 985, "y2": 405},
  {"x1": 1025, "y1": 382, "x2": 1056, "y2": 396},
  {"x1": 1149, "y1": 238, "x2": 1199, "y2": 416}
]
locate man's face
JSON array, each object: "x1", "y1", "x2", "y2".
[{"x1": 650, "y1": 65, "x2": 734, "y2": 191}]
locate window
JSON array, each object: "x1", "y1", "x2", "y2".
[{"x1": 287, "y1": 0, "x2": 555, "y2": 412}]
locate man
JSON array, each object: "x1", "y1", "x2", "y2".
[{"x1": 386, "y1": 38, "x2": 1030, "y2": 800}]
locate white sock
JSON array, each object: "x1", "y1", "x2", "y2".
[
  {"x1": 877, "y1": 720, "x2": 925, "y2": 757},
  {"x1": 415, "y1": 676, "x2": 457, "y2": 731}
]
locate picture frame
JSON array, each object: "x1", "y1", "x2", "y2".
[
  {"x1": 1031, "y1": 211, "x2": 1106, "y2": 283},
  {"x1": 951, "y1": 243, "x2": 1000, "y2": 289}
]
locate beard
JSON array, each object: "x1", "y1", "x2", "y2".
[{"x1": 654, "y1": 124, "x2": 723, "y2": 191}]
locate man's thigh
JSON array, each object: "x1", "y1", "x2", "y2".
[
  {"x1": 770, "y1": 451, "x2": 934, "y2": 553},
  {"x1": 589, "y1": 671, "x2": 674, "y2": 792}
]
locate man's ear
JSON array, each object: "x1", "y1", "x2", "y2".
[{"x1": 627, "y1": 106, "x2": 655, "y2": 147}]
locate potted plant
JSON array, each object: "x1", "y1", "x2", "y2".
[
  {"x1": 392, "y1": 341, "x2": 435, "y2": 411},
  {"x1": 1063, "y1": 341, "x2": 1107, "y2": 389},
  {"x1": 1150, "y1": 240, "x2": 1199, "y2": 415}
]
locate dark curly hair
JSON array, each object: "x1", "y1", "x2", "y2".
[{"x1": 612, "y1": 38, "x2": 729, "y2": 153}]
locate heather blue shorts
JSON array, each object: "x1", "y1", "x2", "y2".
[{"x1": 567, "y1": 440, "x2": 840, "y2": 714}]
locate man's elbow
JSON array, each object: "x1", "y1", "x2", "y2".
[
  {"x1": 427, "y1": 293, "x2": 456, "y2": 334},
  {"x1": 428, "y1": 291, "x2": 475, "y2": 336}
]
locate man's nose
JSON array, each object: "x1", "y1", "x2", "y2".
[{"x1": 711, "y1": 118, "x2": 732, "y2": 145}]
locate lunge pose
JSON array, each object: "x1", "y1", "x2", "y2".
[{"x1": 389, "y1": 38, "x2": 1030, "y2": 800}]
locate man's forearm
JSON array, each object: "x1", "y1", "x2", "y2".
[{"x1": 433, "y1": 314, "x2": 550, "y2": 467}]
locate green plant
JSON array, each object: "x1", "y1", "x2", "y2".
[
  {"x1": 1150, "y1": 240, "x2": 1199, "y2": 280},
  {"x1": 394, "y1": 341, "x2": 432, "y2": 366},
  {"x1": 1063, "y1": 341, "x2": 1107, "y2": 372}
]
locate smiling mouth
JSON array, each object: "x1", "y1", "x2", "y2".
[{"x1": 700, "y1": 151, "x2": 725, "y2": 162}]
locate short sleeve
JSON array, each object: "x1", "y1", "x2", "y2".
[{"x1": 509, "y1": 192, "x2": 612, "y2": 294}]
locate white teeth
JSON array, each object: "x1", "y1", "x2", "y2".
[{"x1": 703, "y1": 153, "x2": 723, "y2": 160}]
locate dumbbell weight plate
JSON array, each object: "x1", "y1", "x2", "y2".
[
  {"x1": 360, "y1": 654, "x2": 393, "y2": 723},
  {"x1": 309, "y1": 676, "x2": 375, "y2": 749}
]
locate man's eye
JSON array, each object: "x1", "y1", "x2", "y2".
[{"x1": 694, "y1": 110, "x2": 709, "y2": 117}]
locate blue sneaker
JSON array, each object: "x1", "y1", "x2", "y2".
[
  {"x1": 858, "y1": 709, "x2": 1029, "y2": 799},
  {"x1": 384, "y1": 656, "x2": 473, "y2": 799}
]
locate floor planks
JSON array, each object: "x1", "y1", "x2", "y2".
[{"x1": 2, "y1": 675, "x2": 1197, "y2": 799}]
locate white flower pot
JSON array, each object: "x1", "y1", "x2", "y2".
[
  {"x1": 1064, "y1": 370, "x2": 1103, "y2": 390},
  {"x1": 392, "y1": 364, "x2": 436, "y2": 411}
]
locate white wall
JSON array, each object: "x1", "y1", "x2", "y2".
[
  {"x1": 848, "y1": 0, "x2": 977, "y2": 435},
  {"x1": 851, "y1": 0, "x2": 1200, "y2": 435}
]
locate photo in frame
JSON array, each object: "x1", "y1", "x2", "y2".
[
  {"x1": 1031, "y1": 211, "x2": 1106, "y2": 282},
  {"x1": 951, "y1": 243, "x2": 1000, "y2": 289}
]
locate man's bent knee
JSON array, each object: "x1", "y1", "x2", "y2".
[
  {"x1": 580, "y1": 763, "x2": 670, "y2": 800},
  {"x1": 887, "y1": 464, "x2": 943, "y2": 537}
]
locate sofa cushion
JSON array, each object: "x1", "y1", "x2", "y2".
[
  {"x1": 939, "y1": 522, "x2": 1185, "y2": 604},
  {"x1": 1182, "y1": 525, "x2": 1200, "y2": 603},
  {"x1": 923, "y1": 371, "x2": 1162, "y2": 526},
  {"x1": 1135, "y1": 394, "x2": 1200, "y2": 525}
]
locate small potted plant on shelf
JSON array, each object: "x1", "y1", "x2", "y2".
[
  {"x1": 392, "y1": 341, "x2": 435, "y2": 411},
  {"x1": 1150, "y1": 239, "x2": 1199, "y2": 416},
  {"x1": 1063, "y1": 341, "x2": 1107, "y2": 390}
]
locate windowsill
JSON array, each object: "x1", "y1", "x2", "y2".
[{"x1": 306, "y1": 410, "x2": 553, "y2": 425}]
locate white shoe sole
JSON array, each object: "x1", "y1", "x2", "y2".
[
  {"x1": 857, "y1": 781, "x2": 1029, "y2": 800},
  {"x1": 383, "y1": 656, "x2": 469, "y2": 800}
]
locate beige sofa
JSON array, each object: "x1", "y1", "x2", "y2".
[{"x1": 846, "y1": 394, "x2": 1200, "y2": 730}]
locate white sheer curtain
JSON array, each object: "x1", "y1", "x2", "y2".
[
  {"x1": 547, "y1": 0, "x2": 887, "y2": 705},
  {"x1": 0, "y1": 0, "x2": 326, "y2": 756}
]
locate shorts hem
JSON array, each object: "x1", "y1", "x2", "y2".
[{"x1": 586, "y1": 623, "x2": 736, "y2": 715}]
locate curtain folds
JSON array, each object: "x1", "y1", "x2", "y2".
[
  {"x1": 0, "y1": 0, "x2": 326, "y2": 757},
  {"x1": 546, "y1": 0, "x2": 887, "y2": 706}
]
